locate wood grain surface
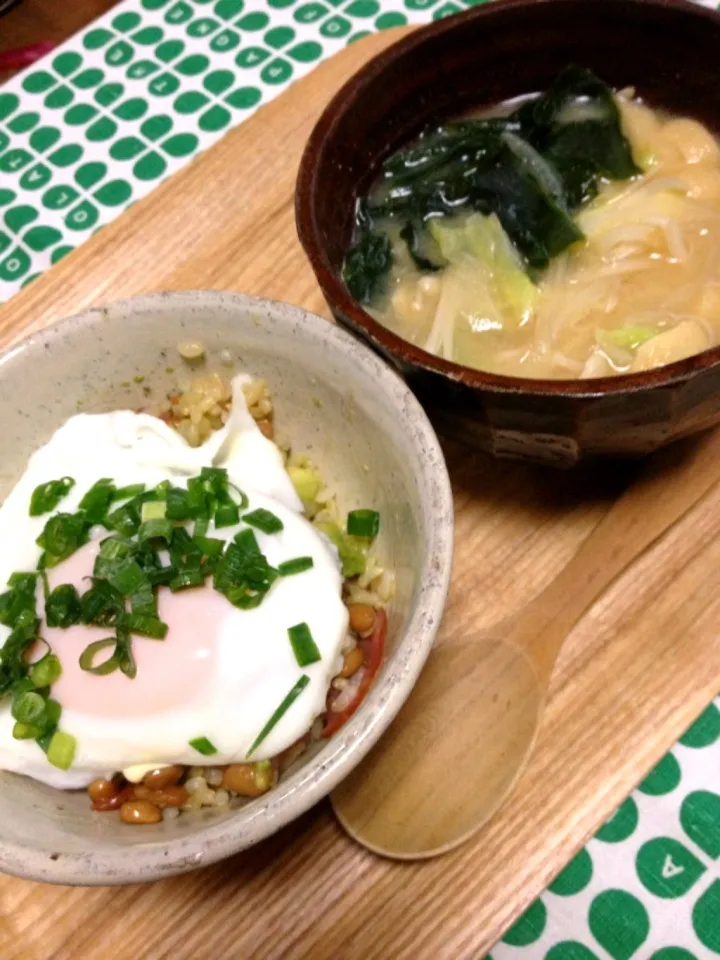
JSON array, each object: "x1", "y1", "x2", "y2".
[{"x1": 2, "y1": 27, "x2": 720, "y2": 960}]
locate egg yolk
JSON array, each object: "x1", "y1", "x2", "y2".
[{"x1": 43, "y1": 541, "x2": 220, "y2": 718}]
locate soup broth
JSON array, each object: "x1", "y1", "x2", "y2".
[{"x1": 343, "y1": 68, "x2": 720, "y2": 380}]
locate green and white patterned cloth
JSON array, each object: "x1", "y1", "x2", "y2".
[
  {"x1": 2, "y1": 1, "x2": 720, "y2": 956},
  {"x1": 0, "y1": 0, "x2": 473, "y2": 303},
  {"x1": 492, "y1": 703, "x2": 720, "y2": 960}
]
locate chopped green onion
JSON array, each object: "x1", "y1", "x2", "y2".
[
  {"x1": 0, "y1": 573, "x2": 37, "y2": 628},
  {"x1": 29, "y1": 477, "x2": 75, "y2": 517},
  {"x1": 29, "y1": 653, "x2": 62, "y2": 689},
  {"x1": 105, "y1": 501, "x2": 142, "y2": 537},
  {"x1": 167, "y1": 530, "x2": 202, "y2": 582},
  {"x1": 79, "y1": 638, "x2": 119, "y2": 675},
  {"x1": 169, "y1": 525, "x2": 200, "y2": 558},
  {"x1": 213, "y1": 528, "x2": 279, "y2": 609},
  {"x1": 7, "y1": 572, "x2": 36, "y2": 591},
  {"x1": 228, "y1": 483, "x2": 249, "y2": 510},
  {"x1": 169, "y1": 568, "x2": 206, "y2": 591},
  {"x1": 112, "y1": 483, "x2": 146, "y2": 503},
  {"x1": 130, "y1": 582, "x2": 157, "y2": 616},
  {"x1": 10, "y1": 677, "x2": 34, "y2": 699},
  {"x1": 106, "y1": 558, "x2": 148, "y2": 596},
  {"x1": 11, "y1": 608, "x2": 38, "y2": 636},
  {"x1": 115, "y1": 627, "x2": 136, "y2": 679},
  {"x1": 121, "y1": 613, "x2": 168, "y2": 640},
  {"x1": 80, "y1": 578, "x2": 124, "y2": 626},
  {"x1": 37, "y1": 513, "x2": 89, "y2": 567},
  {"x1": 193, "y1": 536, "x2": 225, "y2": 559},
  {"x1": 146, "y1": 565, "x2": 175, "y2": 587},
  {"x1": 247, "y1": 675, "x2": 310, "y2": 757},
  {"x1": 236, "y1": 527, "x2": 267, "y2": 556},
  {"x1": 12, "y1": 694, "x2": 61, "y2": 743},
  {"x1": 78, "y1": 479, "x2": 115, "y2": 523},
  {"x1": 0, "y1": 591, "x2": 19, "y2": 626},
  {"x1": 0, "y1": 613, "x2": 40, "y2": 699},
  {"x1": 45, "y1": 584, "x2": 82, "y2": 628},
  {"x1": 0, "y1": 590, "x2": 22, "y2": 627},
  {"x1": 224, "y1": 587, "x2": 264, "y2": 610},
  {"x1": 215, "y1": 501, "x2": 240, "y2": 529},
  {"x1": 137, "y1": 518, "x2": 173, "y2": 542},
  {"x1": 193, "y1": 517, "x2": 209, "y2": 538},
  {"x1": 12, "y1": 690, "x2": 46, "y2": 725},
  {"x1": 141, "y1": 500, "x2": 167, "y2": 522},
  {"x1": 186, "y1": 477, "x2": 211, "y2": 518},
  {"x1": 0, "y1": 570, "x2": 49, "y2": 719},
  {"x1": 46, "y1": 731, "x2": 76, "y2": 770},
  {"x1": 42, "y1": 697, "x2": 61, "y2": 730},
  {"x1": 97, "y1": 536, "x2": 135, "y2": 562},
  {"x1": 135, "y1": 540, "x2": 161, "y2": 566},
  {"x1": 243, "y1": 508, "x2": 284, "y2": 535},
  {"x1": 287, "y1": 622, "x2": 321, "y2": 667},
  {"x1": 200, "y1": 466, "x2": 228, "y2": 489},
  {"x1": 165, "y1": 488, "x2": 193, "y2": 521},
  {"x1": 347, "y1": 509, "x2": 380, "y2": 538},
  {"x1": 36, "y1": 698, "x2": 62, "y2": 752},
  {"x1": 12, "y1": 721, "x2": 42, "y2": 740},
  {"x1": 94, "y1": 539, "x2": 136, "y2": 580},
  {"x1": 278, "y1": 557, "x2": 314, "y2": 576},
  {"x1": 189, "y1": 736, "x2": 217, "y2": 756},
  {"x1": 316, "y1": 521, "x2": 367, "y2": 578}
]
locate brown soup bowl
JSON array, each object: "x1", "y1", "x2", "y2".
[{"x1": 296, "y1": 0, "x2": 720, "y2": 466}]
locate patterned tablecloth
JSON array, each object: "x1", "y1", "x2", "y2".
[{"x1": 2, "y1": 1, "x2": 720, "y2": 957}]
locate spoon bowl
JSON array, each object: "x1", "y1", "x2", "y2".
[{"x1": 333, "y1": 638, "x2": 542, "y2": 858}]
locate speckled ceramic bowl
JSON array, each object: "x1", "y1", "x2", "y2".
[{"x1": 0, "y1": 291, "x2": 453, "y2": 885}]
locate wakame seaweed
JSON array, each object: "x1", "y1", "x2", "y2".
[
  {"x1": 512, "y1": 65, "x2": 640, "y2": 209},
  {"x1": 342, "y1": 66, "x2": 640, "y2": 301},
  {"x1": 343, "y1": 230, "x2": 392, "y2": 304},
  {"x1": 399, "y1": 222, "x2": 445, "y2": 272}
]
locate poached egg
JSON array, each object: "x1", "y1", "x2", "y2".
[{"x1": 0, "y1": 376, "x2": 348, "y2": 789}]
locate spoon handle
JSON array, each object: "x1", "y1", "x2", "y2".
[{"x1": 509, "y1": 429, "x2": 720, "y2": 680}]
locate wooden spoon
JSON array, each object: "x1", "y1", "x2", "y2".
[{"x1": 332, "y1": 430, "x2": 720, "y2": 859}]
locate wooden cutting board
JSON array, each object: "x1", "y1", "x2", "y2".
[{"x1": 3, "y1": 27, "x2": 720, "y2": 960}]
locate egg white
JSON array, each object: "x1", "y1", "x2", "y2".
[{"x1": 0, "y1": 377, "x2": 349, "y2": 789}]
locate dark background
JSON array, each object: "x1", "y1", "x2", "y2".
[{"x1": 1, "y1": 0, "x2": 119, "y2": 81}]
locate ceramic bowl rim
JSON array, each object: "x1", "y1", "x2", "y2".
[
  {"x1": 295, "y1": 0, "x2": 720, "y2": 398},
  {"x1": 0, "y1": 290, "x2": 454, "y2": 885}
]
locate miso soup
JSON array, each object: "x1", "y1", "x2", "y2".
[{"x1": 342, "y1": 67, "x2": 720, "y2": 380}]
